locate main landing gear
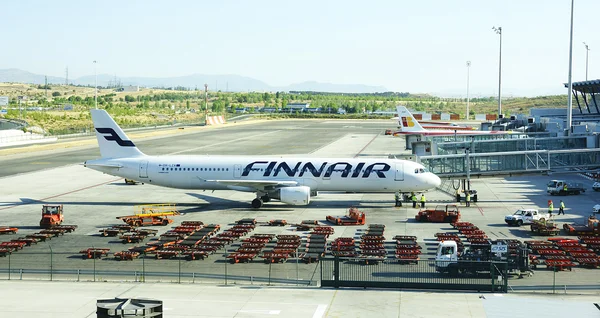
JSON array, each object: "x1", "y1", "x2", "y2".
[
  {"x1": 252, "y1": 195, "x2": 271, "y2": 209},
  {"x1": 251, "y1": 198, "x2": 263, "y2": 209}
]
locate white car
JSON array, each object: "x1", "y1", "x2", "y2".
[
  {"x1": 593, "y1": 204, "x2": 600, "y2": 214},
  {"x1": 505, "y1": 209, "x2": 549, "y2": 226}
]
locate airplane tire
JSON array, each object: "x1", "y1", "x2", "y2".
[{"x1": 251, "y1": 199, "x2": 263, "y2": 209}]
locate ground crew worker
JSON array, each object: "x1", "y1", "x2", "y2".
[
  {"x1": 465, "y1": 192, "x2": 471, "y2": 207},
  {"x1": 455, "y1": 189, "x2": 461, "y2": 203},
  {"x1": 420, "y1": 194, "x2": 426, "y2": 208},
  {"x1": 395, "y1": 191, "x2": 402, "y2": 207},
  {"x1": 563, "y1": 184, "x2": 568, "y2": 193},
  {"x1": 559, "y1": 200, "x2": 565, "y2": 215},
  {"x1": 548, "y1": 200, "x2": 554, "y2": 216},
  {"x1": 412, "y1": 193, "x2": 417, "y2": 208}
]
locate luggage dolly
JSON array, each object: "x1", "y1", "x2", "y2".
[
  {"x1": 80, "y1": 248, "x2": 110, "y2": 259},
  {"x1": 261, "y1": 252, "x2": 290, "y2": 263},
  {"x1": 114, "y1": 251, "x2": 141, "y2": 261},
  {"x1": 227, "y1": 252, "x2": 257, "y2": 263}
]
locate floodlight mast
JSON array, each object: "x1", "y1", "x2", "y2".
[
  {"x1": 492, "y1": 26, "x2": 502, "y2": 118},
  {"x1": 466, "y1": 61, "x2": 471, "y2": 120},
  {"x1": 583, "y1": 42, "x2": 590, "y2": 81}
]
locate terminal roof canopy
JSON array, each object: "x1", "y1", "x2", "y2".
[
  {"x1": 564, "y1": 79, "x2": 600, "y2": 114},
  {"x1": 564, "y1": 79, "x2": 600, "y2": 94}
]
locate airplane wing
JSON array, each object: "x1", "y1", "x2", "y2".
[{"x1": 203, "y1": 179, "x2": 300, "y2": 191}]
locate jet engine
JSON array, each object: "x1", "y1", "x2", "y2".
[{"x1": 278, "y1": 186, "x2": 311, "y2": 205}]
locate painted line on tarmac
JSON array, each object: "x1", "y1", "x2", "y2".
[
  {"x1": 0, "y1": 177, "x2": 121, "y2": 211},
  {"x1": 313, "y1": 304, "x2": 328, "y2": 318},
  {"x1": 478, "y1": 207, "x2": 484, "y2": 215},
  {"x1": 354, "y1": 134, "x2": 379, "y2": 158},
  {"x1": 168, "y1": 130, "x2": 282, "y2": 155}
]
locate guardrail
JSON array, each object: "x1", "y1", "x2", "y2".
[{"x1": 320, "y1": 257, "x2": 509, "y2": 292}]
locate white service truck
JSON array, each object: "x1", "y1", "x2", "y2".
[
  {"x1": 504, "y1": 209, "x2": 550, "y2": 226},
  {"x1": 546, "y1": 180, "x2": 586, "y2": 195},
  {"x1": 434, "y1": 240, "x2": 532, "y2": 277}
]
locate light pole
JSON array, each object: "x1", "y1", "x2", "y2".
[
  {"x1": 492, "y1": 26, "x2": 502, "y2": 118},
  {"x1": 566, "y1": 0, "x2": 575, "y2": 134},
  {"x1": 466, "y1": 61, "x2": 471, "y2": 120},
  {"x1": 93, "y1": 60, "x2": 98, "y2": 109},
  {"x1": 583, "y1": 42, "x2": 590, "y2": 81}
]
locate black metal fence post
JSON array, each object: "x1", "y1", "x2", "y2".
[{"x1": 333, "y1": 256, "x2": 340, "y2": 289}]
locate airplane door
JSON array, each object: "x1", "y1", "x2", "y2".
[
  {"x1": 139, "y1": 161, "x2": 149, "y2": 178},
  {"x1": 395, "y1": 163, "x2": 404, "y2": 181},
  {"x1": 233, "y1": 164, "x2": 242, "y2": 178}
]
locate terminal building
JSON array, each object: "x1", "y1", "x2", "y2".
[{"x1": 406, "y1": 80, "x2": 600, "y2": 192}]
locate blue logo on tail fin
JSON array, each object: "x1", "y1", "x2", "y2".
[{"x1": 96, "y1": 128, "x2": 135, "y2": 147}]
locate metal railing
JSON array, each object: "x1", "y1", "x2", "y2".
[
  {"x1": 0, "y1": 251, "x2": 319, "y2": 287},
  {"x1": 320, "y1": 257, "x2": 509, "y2": 292}
]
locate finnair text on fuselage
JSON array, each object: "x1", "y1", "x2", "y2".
[{"x1": 240, "y1": 161, "x2": 390, "y2": 178}]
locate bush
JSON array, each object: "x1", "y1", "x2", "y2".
[{"x1": 52, "y1": 91, "x2": 61, "y2": 97}]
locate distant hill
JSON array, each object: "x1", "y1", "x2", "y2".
[{"x1": 0, "y1": 68, "x2": 387, "y2": 93}]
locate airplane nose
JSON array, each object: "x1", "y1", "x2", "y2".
[{"x1": 430, "y1": 174, "x2": 442, "y2": 188}]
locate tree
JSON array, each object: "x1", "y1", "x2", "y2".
[
  {"x1": 52, "y1": 91, "x2": 61, "y2": 97},
  {"x1": 124, "y1": 95, "x2": 135, "y2": 103}
]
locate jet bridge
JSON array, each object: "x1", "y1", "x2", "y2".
[
  {"x1": 420, "y1": 148, "x2": 600, "y2": 178},
  {"x1": 433, "y1": 136, "x2": 594, "y2": 155}
]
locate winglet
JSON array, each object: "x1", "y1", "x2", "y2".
[
  {"x1": 91, "y1": 109, "x2": 145, "y2": 158},
  {"x1": 396, "y1": 106, "x2": 426, "y2": 132}
]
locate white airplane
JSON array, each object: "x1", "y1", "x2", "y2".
[
  {"x1": 84, "y1": 109, "x2": 442, "y2": 208},
  {"x1": 393, "y1": 106, "x2": 509, "y2": 136},
  {"x1": 391, "y1": 116, "x2": 474, "y2": 130}
]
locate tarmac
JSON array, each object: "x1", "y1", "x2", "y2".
[
  {"x1": 1, "y1": 281, "x2": 599, "y2": 318},
  {"x1": 0, "y1": 118, "x2": 599, "y2": 317}
]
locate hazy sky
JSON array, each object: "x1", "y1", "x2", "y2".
[{"x1": 1, "y1": 0, "x2": 599, "y2": 96}]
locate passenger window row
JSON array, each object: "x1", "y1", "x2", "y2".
[{"x1": 161, "y1": 167, "x2": 230, "y2": 172}]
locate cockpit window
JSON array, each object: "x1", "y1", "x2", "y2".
[{"x1": 414, "y1": 168, "x2": 428, "y2": 174}]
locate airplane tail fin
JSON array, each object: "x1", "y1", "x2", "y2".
[
  {"x1": 396, "y1": 106, "x2": 426, "y2": 132},
  {"x1": 90, "y1": 109, "x2": 145, "y2": 158}
]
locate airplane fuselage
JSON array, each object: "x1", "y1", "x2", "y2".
[{"x1": 86, "y1": 155, "x2": 440, "y2": 193}]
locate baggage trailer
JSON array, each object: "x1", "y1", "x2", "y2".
[
  {"x1": 416, "y1": 205, "x2": 460, "y2": 223},
  {"x1": 530, "y1": 220, "x2": 560, "y2": 236},
  {"x1": 183, "y1": 250, "x2": 209, "y2": 260},
  {"x1": 0, "y1": 227, "x2": 18, "y2": 235},
  {"x1": 117, "y1": 204, "x2": 180, "y2": 227},
  {"x1": 326, "y1": 207, "x2": 366, "y2": 225},
  {"x1": 261, "y1": 252, "x2": 291, "y2": 263},
  {"x1": 267, "y1": 219, "x2": 288, "y2": 226},
  {"x1": 227, "y1": 252, "x2": 257, "y2": 263},
  {"x1": 114, "y1": 251, "x2": 141, "y2": 261},
  {"x1": 80, "y1": 248, "x2": 110, "y2": 259},
  {"x1": 563, "y1": 216, "x2": 600, "y2": 236}
]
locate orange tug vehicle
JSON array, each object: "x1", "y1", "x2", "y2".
[
  {"x1": 326, "y1": 207, "x2": 366, "y2": 225},
  {"x1": 415, "y1": 204, "x2": 461, "y2": 223},
  {"x1": 39, "y1": 205, "x2": 65, "y2": 229}
]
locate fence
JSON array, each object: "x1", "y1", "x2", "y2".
[
  {"x1": 320, "y1": 257, "x2": 509, "y2": 292},
  {"x1": 0, "y1": 250, "x2": 319, "y2": 287}
]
